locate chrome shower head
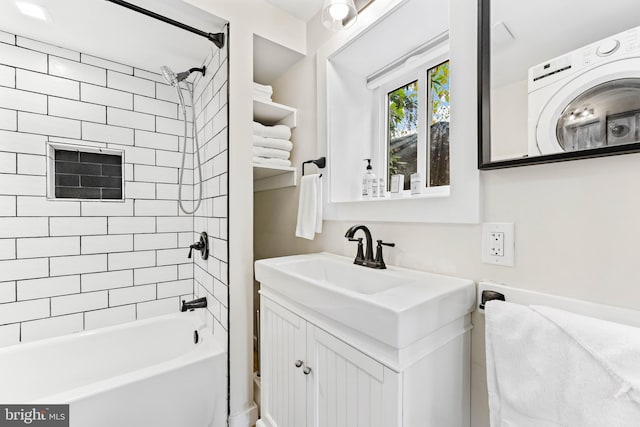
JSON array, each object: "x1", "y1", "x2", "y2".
[
  {"x1": 160, "y1": 65, "x2": 206, "y2": 87},
  {"x1": 160, "y1": 66, "x2": 178, "y2": 86}
]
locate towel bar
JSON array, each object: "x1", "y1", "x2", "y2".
[
  {"x1": 479, "y1": 290, "x2": 506, "y2": 309},
  {"x1": 302, "y1": 157, "x2": 326, "y2": 177}
]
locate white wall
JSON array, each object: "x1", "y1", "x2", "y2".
[
  {"x1": 255, "y1": 1, "x2": 640, "y2": 426},
  {"x1": 0, "y1": 30, "x2": 200, "y2": 345},
  {"x1": 184, "y1": 1, "x2": 307, "y2": 424}
]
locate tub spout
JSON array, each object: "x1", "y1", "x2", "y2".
[{"x1": 181, "y1": 297, "x2": 208, "y2": 312}]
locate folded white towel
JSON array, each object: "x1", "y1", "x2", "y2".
[
  {"x1": 253, "y1": 146, "x2": 290, "y2": 160},
  {"x1": 253, "y1": 82, "x2": 273, "y2": 95},
  {"x1": 252, "y1": 156, "x2": 291, "y2": 167},
  {"x1": 253, "y1": 135, "x2": 293, "y2": 151},
  {"x1": 253, "y1": 121, "x2": 292, "y2": 140},
  {"x1": 485, "y1": 301, "x2": 640, "y2": 427},
  {"x1": 296, "y1": 174, "x2": 323, "y2": 240},
  {"x1": 253, "y1": 89, "x2": 272, "y2": 101}
]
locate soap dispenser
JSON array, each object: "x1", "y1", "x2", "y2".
[{"x1": 362, "y1": 159, "x2": 376, "y2": 199}]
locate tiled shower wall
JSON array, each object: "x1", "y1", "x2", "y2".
[
  {"x1": 0, "y1": 29, "x2": 231, "y2": 346},
  {"x1": 191, "y1": 39, "x2": 229, "y2": 342}
]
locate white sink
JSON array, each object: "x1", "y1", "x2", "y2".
[{"x1": 255, "y1": 252, "x2": 475, "y2": 349}]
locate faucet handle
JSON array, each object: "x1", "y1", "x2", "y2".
[
  {"x1": 377, "y1": 240, "x2": 395, "y2": 247},
  {"x1": 374, "y1": 240, "x2": 395, "y2": 269},
  {"x1": 348, "y1": 238, "x2": 365, "y2": 265}
]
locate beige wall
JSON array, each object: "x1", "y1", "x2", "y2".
[{"x1": 254, "y1": 2, "x2": 640, "y2": 426}]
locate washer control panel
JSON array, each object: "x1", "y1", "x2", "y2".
[
  {"x1": 530, "y1": 26, "x2": 640, "y2": 91},
  {"x1": 583, "y1": 27, "x2": 639, "y2": 66}
]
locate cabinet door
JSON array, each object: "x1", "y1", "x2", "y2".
[
  {"x1": 260, "y1": 297, "x2": 308, "y2": 427},
  {"x1": 306, "y1": 326, "x2": 401, "y2": 427}
]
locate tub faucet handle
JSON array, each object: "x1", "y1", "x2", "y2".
[{"x1": 188, "y1": 232, "x2": 209, "y2": 260}]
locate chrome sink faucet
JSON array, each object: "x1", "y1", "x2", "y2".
[{"x1": 345, "y1": 225, "x2": 395, "y2": 269}]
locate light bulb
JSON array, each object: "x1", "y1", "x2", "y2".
[
  {"x1": 329, "y1": 3, "x2": 349, "y2": 20},
  {"x1": 321, "y1": 0, "x2": 357, "y2": 31}
]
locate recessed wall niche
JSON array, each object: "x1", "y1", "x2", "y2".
[{"x1": 47, "y1": 143, "x2": 125, "y2": 201}]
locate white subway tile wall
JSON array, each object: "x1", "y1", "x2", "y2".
[
  {"x1": 0, "y1": 31, "x2": 228, "y2": 346},
  {"x1": 192, "y1": 43, "x2": 229, "y2": 342}
]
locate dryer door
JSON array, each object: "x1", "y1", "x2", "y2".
[{"x1": 535, "y1": 58, "x2": 640, "y2": 154}]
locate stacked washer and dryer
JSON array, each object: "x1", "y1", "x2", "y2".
[{"x1": 528, "y1": 26, "x2": 640, "y2": 155}]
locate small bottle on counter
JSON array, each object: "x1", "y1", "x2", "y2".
[
  {"x1": 410, "y1": 172, "x2": 422, "y2": 195},
  {"x1": 377, "y1": 177, "x2": 386, "y2": 198},
  {"x1": 362, "y1": 159, "x2": 376, "y2": 199}
]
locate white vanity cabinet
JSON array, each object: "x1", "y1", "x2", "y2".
[
  {"x1": 258, "y1": 297, "x2": 400, "y2": 427},
  {"x1": 254, "y1": 253, "x2": 474, "y2": 427}
]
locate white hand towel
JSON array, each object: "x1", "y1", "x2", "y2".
[
  {"x1": 531, "y1": 305, "x2": 640, "y2": 403},
  {"x1": 253, "y1": 123, "x2": 291, "y2": 140},
  {"x1": 252, "y1": 157, "x2": 292, "y2": 167},
  {"x1": 253, "y1": 135, "x2": 293, "y2": 151},
  {"x1": 253, "y1": 146, "x2": 290, "y2": 160},
  {"x1": 296, "y1": 174, "x2": 323, "y2": 240},
  {"x1": 485, "y1": 301, "x2": 640, "y2": 427}
]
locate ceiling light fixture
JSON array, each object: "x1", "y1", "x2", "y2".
[
  {"x1": 321, "y1": 0, "x2": 357, "y2": 31},
  {"x1": 16, "y1": 1, "x2": 50, "y2": 21}
]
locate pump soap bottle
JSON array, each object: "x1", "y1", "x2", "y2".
[{"x1": 362, "y1": 159, "x2": 376, "y2": 199}]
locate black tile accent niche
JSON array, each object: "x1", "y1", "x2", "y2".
[{"x1": 54, "y1": 149, "x2": 123, "y2": 200}]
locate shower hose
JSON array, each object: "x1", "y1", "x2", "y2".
[{"x1": 175, "y1": 83, "x2": 203, "y2": 215}]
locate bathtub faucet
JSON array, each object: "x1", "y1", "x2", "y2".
[{"x1": 181, "y1": 297, "x2": 208, "y2": 312}]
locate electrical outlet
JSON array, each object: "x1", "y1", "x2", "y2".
[
  {"x1": 482, "y1": 223, "x2": 514, "y2": 267},
  {"x1": 489, "y1": 232, "x2": 504, "y2": 256}
]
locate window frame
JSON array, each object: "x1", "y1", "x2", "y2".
[
  {"x1": 316, "y1": 0, "x2": 480, "y2": 224},
  {"x1": 373, "y1": 49, "x2": 450, "y2": 198}
]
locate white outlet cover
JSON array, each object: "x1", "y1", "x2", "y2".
[{"x1": 482, "y1": 223, "x2": 514, "y2": 267}]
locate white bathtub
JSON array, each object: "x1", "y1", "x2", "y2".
[{"x1": 0, "y1": 311, "x2": 227, "y2": 427}]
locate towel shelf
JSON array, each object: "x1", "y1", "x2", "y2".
[
  {"x1": 253, "y1": 164, "x2": 297, "y2": 192},
  {"x1": 253, "y1": 98, "x2": 297, "y2": 128}
]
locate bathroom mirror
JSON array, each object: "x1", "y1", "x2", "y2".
[{"x1": 478, "y1": 0, "x2": 640, "y2": 169}]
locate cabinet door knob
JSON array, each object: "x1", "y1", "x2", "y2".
[
  {"x1": 303, "y1": 366, "x2": 312, "y2": 375},
  {"x1": 295, "y1": 360, "x2": 303, "y2": 368}
]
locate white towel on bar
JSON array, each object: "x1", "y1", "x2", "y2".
[
  {"x1": 253, "y1": 121, "x2": 292, "y2": 140},
  {"x1": 295, "y1": 174, "x2": 323, "y2": 240},
  {"x1": 485, "y1": 301, "x2": 640, "y2": 427},
  {"x1": 253, "y1": 146, "x2": 290, "y2": 160},
  {"x1": 253, "y1": 135, "x2": 293, "y2": 151},
  {"x1": 252, "y1": 156, "x2": 291, "y2": 167}
]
